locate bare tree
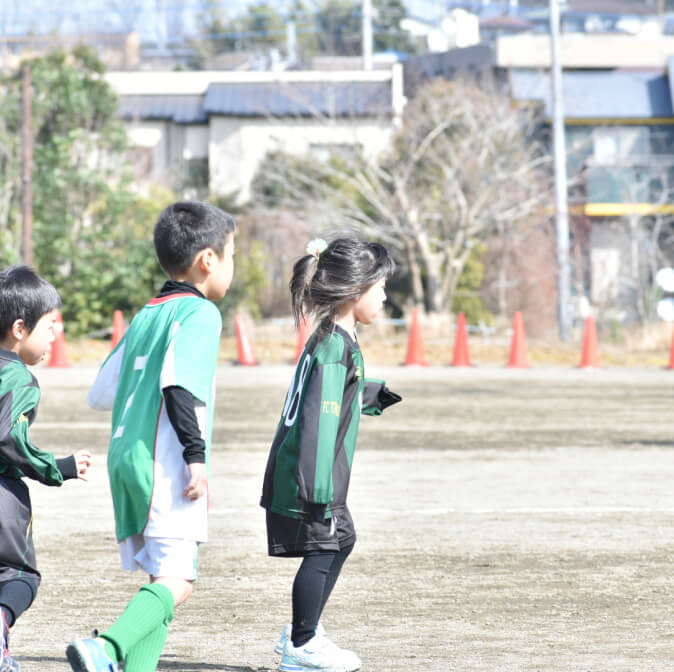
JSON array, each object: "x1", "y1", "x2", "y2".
[
  {"x1": 625, "y1": 166, "x2": 674, "y2": 323},
  {"x1": 252, "y1": 77, "x2": 553, "y2": 314}
]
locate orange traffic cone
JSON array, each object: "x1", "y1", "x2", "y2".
[
  {"x1": 295, "y1": 317, "x2": 311, "y2": 363},
  {"x1": 405, "y1": 307, "x2": 428, "y2": 366},
  {"x1": 111, "y1": 310, "x2": 125, "y2": 350},
  {"x1": 507, "y1": 311, "x2": 529, "y2": 368},
  {"x1": 451, "y1": 312, "x2": 471, "y2": 367},
  {"x1": 668, "y1": 329, "x2": 674, "y2": 369},
  {"x1": 579, "y1": 315, "x2": 600, "y2": 368},
  {"x1": 234, "y1": 314, "x2": 257, "y2": 366},
  {"x1": 48, "y1": 311, "x2": 70, "y2": 367}
]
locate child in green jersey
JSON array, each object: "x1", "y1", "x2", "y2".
[
  {"x1": 66, "y1": 202, "x2": 236, "y2": 672},
  {"x1": 261, "y1": 238, "x2": 401, "y2": 672},
  {"x1": 0, "y1": 266, "x2": 92, "y2": 672}
]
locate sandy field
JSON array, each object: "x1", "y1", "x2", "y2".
[{"x1": 9, "y1": 364, "x2": 674, "y2": 672}]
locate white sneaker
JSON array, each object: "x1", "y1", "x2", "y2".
[
  {"x1": 279, "y1": 633, "x2": 361, "y2": 672},
  {"x1": 274, "y1": 623, "x2": 326, "y2": 655}
]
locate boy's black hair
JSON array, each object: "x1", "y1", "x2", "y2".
[
  {"x1": 0, "y1": 266, "x2": 62, "y2": 339},
  {"x1": 290, "y1": 237, "x2": 395, "y2": 329},
  {"x1": 154, "y1": 201, "x2": 236, "y2": 277}
]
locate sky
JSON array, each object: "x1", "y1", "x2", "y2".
[
  {"x1": 1, "y1": 1, "x2": 246, "y2": 42},
  {"x1": 2, "y1": 1, "x2": 649, "y2": 46},
  {"x1": 0, "y1": 0, "x2": 451, "y2": 44}
]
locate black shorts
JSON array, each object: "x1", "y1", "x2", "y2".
[
  {"x1": 0, "y1": 474, "x2": 40, "y2": 581},
  {"x1": 266, "y1": 506, "x2": 356, "y2": 557}
]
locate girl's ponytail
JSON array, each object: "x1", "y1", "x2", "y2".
[
  {"x1": 289, "y1": 254, "x2": 318, "y2": 328},
  {"x1": 291, "y1": 237, "x2": 394, "y2": 331}
]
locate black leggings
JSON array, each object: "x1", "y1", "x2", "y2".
[
  {"x1": 291, "y1": 542, "x2": 354, "y2": 647},
  {"x1": 0, "y1": 576, "x2": 39, "y2": 626}
]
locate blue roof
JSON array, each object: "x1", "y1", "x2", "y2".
[
  {"x1": 117, "y1": 94, "x2": 208, "y2": 124},
  {"x1": 510, "y1": 69, "x2": 673, "y2": 119},
  {"x1": 203, "y1": 81, "x2": 392, "y2": 118}
]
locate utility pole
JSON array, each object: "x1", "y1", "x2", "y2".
[
  {"x1": 550, "y1": 0, "x2": 571, "y2": 341},
  {"x1": 22, "y1": 63, "x2": 33, "y2": 267},
  {"x1": 362, "y1": 0, "x2": 373, "y2": 70}
]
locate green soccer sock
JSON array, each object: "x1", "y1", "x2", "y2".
[
  {"x1": 100, "y1": 583, "x2": 175, "y2": 662},
  {"x1": 123, "y1": 622, "x2": 169, "y2": 672}
]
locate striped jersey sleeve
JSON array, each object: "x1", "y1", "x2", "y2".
[
  {"x1": 296, "y1": 359, "x2": 347, "y2": 505},
  {"x1": 0, "y1": 357, "x2": 66, "y2": 485}
]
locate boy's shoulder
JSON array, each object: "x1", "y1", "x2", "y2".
[
  {"x1": 0, "y1": 350, "x2": 35, "y2": 384},
  {"x1": 0, "y1": 351, "x2": 38, "y2": 401},
  {"x1": 145, "y1": 293, "x2": 221, "y2": 321},
  {"x1": 131, "y1": 295, "x2": 222, "y2": 340}
]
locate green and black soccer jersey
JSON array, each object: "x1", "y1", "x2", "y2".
[
  {"x1": 88, "y1": 283, "x2": 222, "y2": 544},
  {"x1": 0, "y1": 349, "x2": 78, "y2": 581},
  {"x1": 260, "y1": 323, "x2": 400, "y2": 521},
  {"x1": 0, "y1": 350, "x2": 74, "y2": 485}
]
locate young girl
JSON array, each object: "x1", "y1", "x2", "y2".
[{"x1": 260, "y1": 238, "x2": 401, "y2": 672}]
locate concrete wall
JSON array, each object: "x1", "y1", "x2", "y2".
[
  {"x1": 497, "y1": 34, "x2": 674, "y2": 69},
  {"x1": 208, "y1": 117, "x2": 394, "y2": 202}
]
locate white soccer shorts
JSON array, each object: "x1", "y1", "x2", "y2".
[{"x1": 119, "y1": 534, "x2": 199, "y2": 581}]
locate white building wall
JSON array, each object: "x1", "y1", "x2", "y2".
[
  {"x1": 126, "y1": 121, "x2": 169, "y2": 183},
  {"x1": 208, "y1": 117, "x2": 394, "y2": 202},
  {"x1": 497, "y1": 34, "x2": 674, "y2": 69}
]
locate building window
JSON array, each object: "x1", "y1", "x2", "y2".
[
  {"x1": 184, "y1": 157, "x2": 209, "y2": 189},
  {"x1": 592, "y1": 126, "x2": 648, "y2": 165}
]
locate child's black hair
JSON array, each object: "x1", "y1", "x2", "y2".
[
  {"x1": 290, "y1": 237, "x2": 395, "y2": 330},
  {"x1": 154, "y1": 201, "x2": 236, "y2": 277},
  {"x1": 0, "y1": 266, "x2": 62, "y2": 339}
]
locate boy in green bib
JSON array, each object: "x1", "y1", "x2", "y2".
[
  {"x1": 0, "y1": 266, "x2": 92, "y2": 672},
  {"x1": 66, "y1": 202, "x2": 236, "y2": 672}
]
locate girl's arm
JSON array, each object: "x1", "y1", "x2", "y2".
[
  {"x1": 362, "y1": 379, "x2": 402, "y2": 416},
  {"x1": 296, "y1": 361, "x2": 347, "y2": 510}
]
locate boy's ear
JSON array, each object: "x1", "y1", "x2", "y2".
[
  {"x1": 10, "y1": 319, "x2": 26, "y2": 341},
  {"x1": 198, "y1": 248, "x2": 216, "y2": 273}
]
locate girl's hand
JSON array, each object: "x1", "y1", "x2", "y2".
[
  {"x1": 73, "y1": 450, "x2": 92, "y2": 481},
  {"x1": 184, "y1": 462, "x2": 208, "y2": 500}
]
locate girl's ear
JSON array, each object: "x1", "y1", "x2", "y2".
[{"x1": 11, "y1": 319, "x2": 25, "y2": 341}]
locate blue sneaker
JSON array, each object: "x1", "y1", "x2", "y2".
[
  {"x1": 0, "y1": 610, "x2": 20, "y2": 672},
  {"x1": 65, "y1": 638, "x2": 118, "y2": 672},
  {"x1": 279, "y1": 633, "x2": 361, "y2": 672},
  {"x1": 274, "y1": 623, "x2": 326, "y2": 655},
  {"x1": 0, "y1": 657, "x2": 20, "y2": 672}
]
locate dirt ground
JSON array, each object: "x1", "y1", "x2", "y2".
[{"x1": 10, "y1": 364, "x2": 674, "y2": 672}]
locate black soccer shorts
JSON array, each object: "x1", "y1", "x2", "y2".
[
  {"x1": 266, "y1": 505, "x2": 356, "y2": 557},
  {"x1": 0, "y1": 475, "x2": 41, "y2": 581}
]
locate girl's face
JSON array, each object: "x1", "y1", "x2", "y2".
[{"x1": 353, "y1": 277, "x2": 387, "y2": 325}]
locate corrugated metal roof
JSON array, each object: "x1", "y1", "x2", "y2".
[
  {"x1": 510, "y1": 69, "x2": 673, "y2": 119},
  {"x1": 117, "y1": 94, "x2": 208, "y2": 124},
  {"x1": 203, "y1": 81, "x2": 392, "y2": 117}
]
